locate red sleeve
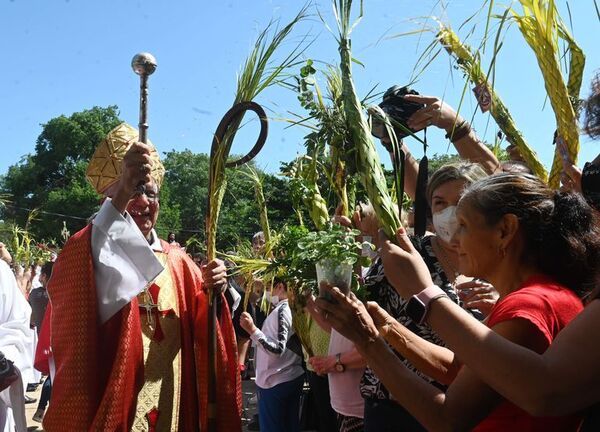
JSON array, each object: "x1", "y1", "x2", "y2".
[{"x1": 34, "y1": 303, "x2": 51, "y2": 375}]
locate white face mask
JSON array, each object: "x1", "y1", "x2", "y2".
[
  {"x1": 265, "y1": 291, "x2": 280, "y2": 306},
  {"x1": 361, "y1": 236, "x2": 377, "y2": 259},
  {"x1": 433, "y1": 205, "x2": 458, "y2": 243}
]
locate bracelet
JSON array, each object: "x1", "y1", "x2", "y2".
[{"x1": 445, "y1": 120, "x2": 471, "y2": 142}]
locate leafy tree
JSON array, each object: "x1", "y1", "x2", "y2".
[
  {"x1": 162, "y1": 150, "x2": 298, "y2": 251},
  {"x1": 1, "y1": 106, "x2": 122, "y2": 239}
]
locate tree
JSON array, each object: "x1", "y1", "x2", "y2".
[
  {"x1": 1, "y1": 106, "x2": 122, "y2": 240},
  {"x1": 161, "y1": 150, "x2": 299, "y2": 251}
]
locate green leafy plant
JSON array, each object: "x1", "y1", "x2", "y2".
[{"x1": 296, "y1": 223, "x2": 368, "y2": 268}]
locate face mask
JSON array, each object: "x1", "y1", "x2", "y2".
[
  {"x1": 433, "y1": 205, "x2": 458, "y2": 243},
  {"x1": 361, "y1": 236, "x2": 377, "y2": 259},
  {"x1": 264, "y1": 291, "x2": 280, "y2": 306}
]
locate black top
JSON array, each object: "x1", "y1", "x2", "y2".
[
  {"x1": 28, "y1": 287, "x2": 49, "y2": 331},
  {"x1": 360, "y1": 235, "x2": 479, "y2": 400}
]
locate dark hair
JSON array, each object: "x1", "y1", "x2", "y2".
[
  {"x1": 461, "y1": 173, "x2": 600, "y2": 296},
  {"x1": 583, "y1": 73, "x2": 600, "y2": 138},
  {"x1": 41, "y1": 261, "x2": 54, "y2": 280},
  {"x1": 273, "y1": 277, "x2": 288, "y2": 291}
]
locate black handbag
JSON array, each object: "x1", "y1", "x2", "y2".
[{"x1": 0, "y1": 351, "x2": 18, "y2": 392}]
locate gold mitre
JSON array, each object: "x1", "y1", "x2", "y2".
[{"x1": 86, "y1": 123, "x2": 165, "y2": 194}]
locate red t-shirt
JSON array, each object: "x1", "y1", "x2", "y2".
[{"x1": 473, "y1": 275, "x2": 583, "y2": 432}]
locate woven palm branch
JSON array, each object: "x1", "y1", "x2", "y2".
[
  {"x1": 437, "y1": 24, "x2": 548, "y2": 182},
  {"x1": 206, "y1": 8, "x2": 307, "y2": 261},
  {"x1": 240, "y1": 165, "x2": 272, "y2": 247},
  {"x1": 511, "y1": 0, "x2": 585, "y2": 188},
  {"x1": 334, "y1": 0, "x2": 402, "y2": 239}
]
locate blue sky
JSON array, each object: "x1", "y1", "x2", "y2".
[{"x1": 1, "y1": 0, "x2": 599, "y2": 177}]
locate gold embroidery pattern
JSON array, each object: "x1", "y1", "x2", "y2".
[{"x1": 131, "y1": 253, "x2": 182, "y2": 431}]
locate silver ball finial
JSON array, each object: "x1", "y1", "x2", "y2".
[{"x1": 131, "y1": 52, "x2": 157, "y2": 76}]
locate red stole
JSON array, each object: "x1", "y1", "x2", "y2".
[{"x1": 44, "y1": 226, "x2": 241, "y2": 431}]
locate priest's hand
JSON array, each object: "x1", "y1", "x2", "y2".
[
  {"x1": 112, "y1": 142, "x2": 154, "y2": 213},
  {"x1": 240, "y1": 312, "x2": 257, "y2": 334},
  {"x1": 201, "y1": 259, "x2": 228, "y2": 294}
]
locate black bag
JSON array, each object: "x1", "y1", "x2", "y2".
[
  {"x1": 0, "y1": 351, "x2": 18, "y2": 392},
  {"x1": 299, "y1": 384, "x2": 319, "y2": 431}
]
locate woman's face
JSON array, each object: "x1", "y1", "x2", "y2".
[
  {"x1": 430, "y1": 179, "x2": 466, "y2": 214},
  {"x1": 453, "y1": 200, "x2": 500, "y2": 279}
]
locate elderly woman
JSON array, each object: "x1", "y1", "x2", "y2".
[
  {"x1": 315, "y1": 163, "x2": 493, "y2": 432},
  {"x1": 317, "y1": 173, "x2": 599, "y2": 431}
]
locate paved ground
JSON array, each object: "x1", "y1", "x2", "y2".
[{"x1": 23, "y1": 377, "x2": 260, "y2": 431}]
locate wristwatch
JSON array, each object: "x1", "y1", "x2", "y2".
[
  {"x1": 404, "y1": 285, "x2": 448, "y2": 325},
  {"x1": 334, "y1": 353, "x2": 345, "y2": 373}
]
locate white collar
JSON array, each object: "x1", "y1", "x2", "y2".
[{"x1": 147, "y1": 229, "x2": 163, "y2": 252}]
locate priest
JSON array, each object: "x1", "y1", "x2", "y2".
[
  {"x1": 0, "y1": 259, "x2": 34, "y2": 432},
  {"x1": 43, "y1": 123, "x2": 241, "y2": 431}
]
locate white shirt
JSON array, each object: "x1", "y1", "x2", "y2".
[
  {"x1": 0, "y1": 260, "x2": 33, "y2": 432},
  {"x1": 250, "y1": 300, "x2": 304, "y2": 389},
  {"x1": 91, "y1": 199, "x2": 164, "y2": 324}
]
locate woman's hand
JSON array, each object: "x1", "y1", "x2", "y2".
[
  {"x1": 308, "y1": 355, "x2": 336, "y2": 376},
  {"x1": 315, "y1": 286, "x2": 380, "y2": 351},
  {"x1": 365, "y1": 301, "x2": 396, "y2": 337},
  {"x1": 378, "y1": 227, "x2": 434, "y2": 298},
  {"x1": 456, "y1": 279, "x2": 499, "y2": 318},
  {"x1": 404, "y1": 94, "x2": 463, "y2": 134}
]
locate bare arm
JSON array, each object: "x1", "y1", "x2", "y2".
[
  {"x1": 426, "y1": 298, "x2": 600, "y2": 415},
  {"x1": 309, "y1": 347, "x2": 367, "y2": 375},
  {"x1": 368, "y1": 302, "x2": 460, "y2": 385},
  {"x1": 393, "y1": 142, "x2": 420, "y2": 200},
  {"x1": 405, "y1": 94, "x2": 500, "y2": 175},
  {"x1": 379, "y1": 227, "x2": 600, "y2": 415},
  {"x1": 317, "y1": 288, "x2": 550, "y2": 431}
]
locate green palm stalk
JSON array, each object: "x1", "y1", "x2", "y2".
[
  {"x1": 281, "y1": 155, "x2": 330, "y2": 230},
  {"x1": 334, "y1": 0, "x2": 402, "y2": 239},
  {"x1": 437, "y1": 24, "x2": 549, "y2": 182},
  {"x1": 241, "y1": 165, "x2": 271, "y2": 247},
  {"x1": 206, "y1": 8, "x2": 307, "y2": 261}
]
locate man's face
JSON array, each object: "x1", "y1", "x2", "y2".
[{"x1": 126, "y1": 181, "x2": 160, "y2": 238}]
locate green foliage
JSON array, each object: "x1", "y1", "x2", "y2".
[
  {"x1": 427, "y1": 152, "x2": 462, "y2": 175},
  {"x1": 1, "y1": 106, "x2": 121, "y2": 240},
  {"x1": 162, "y1": 150, "x2": 298, "y2": 251},
  {"x1": 296, "y1": 224, "x2": 369, "y2": 267},
  {"x1": 155, "y1": 182, "x2": 182, "y2": 240}
]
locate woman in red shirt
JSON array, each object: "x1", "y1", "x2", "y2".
[{"x1": 316, "y1": 173, "x2": 600, "y2": 431}]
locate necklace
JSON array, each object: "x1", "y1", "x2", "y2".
[{"x1": 432, "y1": 236, "x2": 460, "y2": 283}]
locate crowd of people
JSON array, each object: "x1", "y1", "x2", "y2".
[{"x1": 2, "y1": 71, "x2": 600, "y2": 432}]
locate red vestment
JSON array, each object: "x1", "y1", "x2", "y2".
[{"x1": 43, "y1": 225, "x2": 241, "y2": 431}]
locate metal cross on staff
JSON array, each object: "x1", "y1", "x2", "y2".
[{"x1": 206, "y1": 101, "x2": 268, "y2": 432}]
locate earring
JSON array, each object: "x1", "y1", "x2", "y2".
[{"x1": 498, "y1": 246, "x2": 506, "y2": 258}]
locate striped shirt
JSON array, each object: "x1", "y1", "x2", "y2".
[{"x1": 250, "y1": 299, "x2": 304, "y2": 389}]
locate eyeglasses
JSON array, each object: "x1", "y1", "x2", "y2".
[{"x1": 132, "y1": 189, "x2": 159, "y2": 203}]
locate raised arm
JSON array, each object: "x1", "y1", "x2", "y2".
[
  {"x1": 405, "y1": 94, "x2": 500, "y2": 175},
  {"x1": 378, "y1": 227, "x2": 600, "y2": 416}
]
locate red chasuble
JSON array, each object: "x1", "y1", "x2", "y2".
[{"x1": 43, "y1": 225, "x2": 241, "y2": 431}]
